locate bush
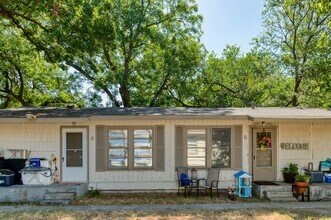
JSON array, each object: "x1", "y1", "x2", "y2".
[
  {"x1": 282, "y1": 163, "x2": 298, "y2": 174},
  {"x1": 86, "y1": 187, "x2": 101, "y2": 198}
]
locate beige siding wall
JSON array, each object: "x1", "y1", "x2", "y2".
[
  {"x1": 278, "y1": 122, "x2": 331, "y2": 180},
  {"x1": 4, "y1": 119, "x2": 329, "y2": 191},
  {"x1": 0, "y1": 123, "x2": 60, "y2": 167},
  {"x1": 88, "y1": 119, "x2": 250, "y2": 190}
]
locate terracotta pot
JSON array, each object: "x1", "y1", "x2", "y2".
[{"x1": 294, "y1": 181, "x2": 308, "y2": 194}]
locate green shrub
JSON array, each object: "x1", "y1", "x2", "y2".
[
  {"x1": 282, "y1": 163, "x2": 298, "y2": 174},
  {"x1": 86, "y1": 187, "x2": 101, "y2": 198}
]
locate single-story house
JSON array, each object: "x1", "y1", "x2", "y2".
[{"x1": 0, "y1": 107, "x2": 330, "y2": 191}]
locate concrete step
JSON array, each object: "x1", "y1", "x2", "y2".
[
  {"x1": 40, "y1": 199, "x2": 71, "y2": 205},
  {"x1": 45, "y1": 192, "x2": 76, "y2": 200},
  {"x1": 268, "y1": 197, "x2": 298, "y2": 202},
  {"x1": 257, "y1": 185, "x2": 293, "y2": 192},
  {"x1": 265, "y1": 191, "x2": 293, "y2": 198},
  {"x1": 46, "y1": 188, "x2": 77, "y2": 194}
]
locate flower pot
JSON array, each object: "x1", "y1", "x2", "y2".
[
  {"x1": 294, "y1": 181, "x2": 308, "y2": 194},
  {"x1": 283, "y1": 172, "x2": 297, "y2": 183}
]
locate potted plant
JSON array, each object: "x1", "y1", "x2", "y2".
[
  {"x1": 294, "y1": 174, "x2": 310, "y2": 194},
  {"x1": 282, "y1": 163, "x2": 298, "y2": 183}
]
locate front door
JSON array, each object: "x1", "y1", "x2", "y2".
[
  {"x1": 252, "y1": 128, "x2": 276, "y2": 181},
  {"x1": 62, "y1": 128, "x2": 88, "y2": 182}
]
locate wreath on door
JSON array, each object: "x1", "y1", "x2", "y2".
[{"x1": 258, "y1": 135, "x2": 272, "y2": 150}]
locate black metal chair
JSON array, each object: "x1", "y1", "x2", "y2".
[
  {"x1": 198, "y1": 168, "x2": 220, "y2": 198},
  {"x1": 176, "y1": 167, "x2": 193, "y2": 197}
]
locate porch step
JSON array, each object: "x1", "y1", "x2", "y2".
[
  {"x1": 264, "y1": 190, "x2": 298, "y2": 202},
  {"x1": 46, "y1": 187, "x2": 77, "y2": 194},
  {"x1": 40, "y1": 199, "x2": 71, "y2": 205},
  {"x1": 45, "y1": 192, "x2": 76, "y2": 200},
  {"x1": 268, "y1": 197, "x2": 298, "y2": 202},
  {"x1": 265, "y1": 191, "x2": 293, "y2": 198}
]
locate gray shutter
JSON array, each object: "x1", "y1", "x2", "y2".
[
  {"x1": 96, "y1": 126, "x2": 107, "y2": 172},
  {"x1": 234, "y1": 126, "x2": 243, "y2": 169},
  {"x1": 154, "y1": 126, "x2": 165, "y2": 171},
  {"x1": 175, "y1": 126, "x2": 185, "y2": 167}
]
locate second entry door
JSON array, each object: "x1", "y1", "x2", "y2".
[{"x1": 252, "y1": 128, "x2": 276, "y2": 181}]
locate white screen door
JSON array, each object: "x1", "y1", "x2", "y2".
[
  {"x1": 252, "y1": 128, "x2": 276, "y2": 181},
  {"x1": 62, "y1": 128, "x2": 87, "y2": 182}
]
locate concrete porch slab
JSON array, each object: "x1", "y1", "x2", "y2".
[
  {"x1": 0, "y1": 183, "x2": 88, "y2": 203},
  {"x1": 253, "y1": 182, "x2": 331, "y2": 201}
]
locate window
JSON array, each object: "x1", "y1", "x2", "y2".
[
  {"x1": 134, "y1": 129, "x2": 153, "y2": 167},
  {"x1": 212, "y1": 128, "x2": 231, "y2": 168},
  {"x1": 109, "y1": 129, "x2": 128, "y2": 168},
  {"x1": 187, "y1": 129, "x2": 206, "y2": 167},
  {"x1": 108, "y1": 127, "x2": 153, "y2": 169},
  {"x1": 185, "y1": 127, "x2": 233, "y2": 168}
]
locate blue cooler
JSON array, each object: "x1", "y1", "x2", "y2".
[
  {"x1": 29, "y1": 158, "x2": 41, "y2": 167},
  {"x1": 325, "y1": 173, "x2": 331, "y2": 183},
  {"x1": 0, "y1": 169, "x2": 15, "y2": 186}
]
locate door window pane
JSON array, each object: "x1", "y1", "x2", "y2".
[
  {"x1": 66, "y1": 133, "x2": 83, "y2": 167},
  {"x1": 256, "y1": 132, "x2": 272, "y2": 150},
  {"x1": 67, "y1": 150, "x2": 82, "y2": 167},
  {"x1": 66, "y1": 133, "x2": 82, "y2": 150},
  {"x1": 256, "y1": 149, "x2": 272, "y2": 167}
]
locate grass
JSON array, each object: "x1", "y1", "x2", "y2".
[
  {"x1": 0, "y1": 209, "x2": 329, "y2": 220},
  {"x1": 71, "y1": 191, "x2": 267, "y2": 205}
]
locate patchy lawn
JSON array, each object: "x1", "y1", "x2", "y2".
[
  {"x1": 0, "y1": 209, "x2": 328, "y2": 220},
  {"x1": 71, "y1": 191, "x2": 267, "y2": 205}
]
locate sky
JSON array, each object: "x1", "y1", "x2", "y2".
[{"x1": 197, "y1": 0, "x2": 265, "y2": 55}]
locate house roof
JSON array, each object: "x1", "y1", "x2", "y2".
[{"x1": 0, "y1": 107, "x2": 330, "y2": 121}]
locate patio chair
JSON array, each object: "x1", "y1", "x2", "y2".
[
  {"x1": 198, "y1": 168, "x2": 220, "y2": 198},
  {"x1": 176, "y1": 167, "x2": 193, "y2": 197}
]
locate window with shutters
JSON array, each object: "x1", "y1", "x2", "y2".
[
  {"x1": 108, "y1": 127, "x2": 154, "y2": 170},
  {"x1": 187, "y1": 129, "x2": 206, "y2": 167},
  {"x1": 180, "y1": 126, "x2": 240, "y2": 169},
  {"x1": 211, "y1": 128, "x2": 231, "y2": 168}
]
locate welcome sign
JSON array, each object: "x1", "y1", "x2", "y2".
[{"x1": 280, "y1": 143, "x2": 309, "y2": 150}]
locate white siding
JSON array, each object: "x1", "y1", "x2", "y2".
[
  {"x1": 278, "y1": 122, "x2": 331, "y2": 180},
  {"x1": 88, "y1": 119, "x2": 250, "y2": 190},
  {"x1": 2, "y1": 118, "x2": 329, "y2": 191},
  {"x1": 0, "y1": 123, "x2": 60, "y2": 168}
]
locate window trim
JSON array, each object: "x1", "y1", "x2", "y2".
[
  {"x1": 106, "y1": 126, "x2": 155, "y2": 170},
  {"x1": 183, "y1": 126, "x2": 235, "y2": 169}
]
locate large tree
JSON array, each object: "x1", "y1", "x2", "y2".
[
  {"x1": 260, "y1": 0, "x2": 331, "y2": 107},
  {"x1": 0, "y1": 0, "x2": 205, "y2": 107},
  {"x1": 176, "y1": 45, "x2": 292, "y2": 108},
  {"x1": 0, "y1": 24, "x2": 85, "y2": 108}
]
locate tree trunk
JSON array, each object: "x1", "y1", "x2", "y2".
[{"x1": 291, "y1": 71, "x2": 301, "y2": 107}]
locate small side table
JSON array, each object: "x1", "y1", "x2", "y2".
[
  {"x1": 191, "y1": 178, "x2": 205, "y2": 197},
  {"x1": 292, "y1": 184, "x2": 310, "y2": 202}
]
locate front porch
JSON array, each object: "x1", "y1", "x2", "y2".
[
  {"x1": 0, "y1": 183, "x2": 88, "y2": 205},
  {"x1": 253, "y1": 182, "x2": 331, "y2": 202}
]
